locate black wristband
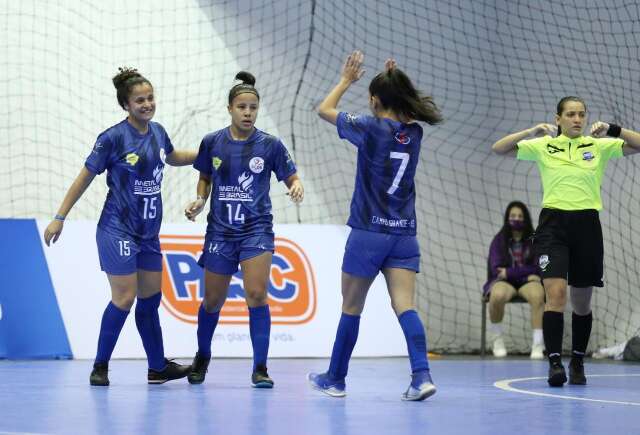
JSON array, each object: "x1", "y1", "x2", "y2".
[{"x1": 606, "y1": 124, "x2": 622, "y2": 138}]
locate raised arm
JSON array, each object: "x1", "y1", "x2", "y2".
[
  {"x1": 184, "y1": 172, "x2": 212, "y2": 221},
  {"x1": 491, "y1": 124, "x2": 557, "y2": 156},
  {"x1": 317, "y1": 50, "x2": 365, "y2": 125},
  {"x1": 44, "y1": 167, "x2": 97, "y2": 246},
  {"x1": 590, "y1": 122, "x2": 640, "y2": 156},
  {"x1": 166, "y1": 149, "x2": 198, "y2": 166}
]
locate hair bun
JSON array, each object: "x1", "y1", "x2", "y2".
[
  {"x1": 113, "y1": 67, "x2": 141, "y2": 89},
  {"x1": 234, "y1": 71, "x2": 256, "y2": 87}
]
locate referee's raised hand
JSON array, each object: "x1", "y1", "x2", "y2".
[
  {"x1": 529, "y1": 123, "x2": 557, "y2": 137},
  {"x1": 589, "y1": 121, "x2": 609, "y2": 138}
]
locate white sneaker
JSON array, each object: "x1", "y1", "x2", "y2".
[
  {"x1": 530, "y1": 343, "x2": 544, "y2": 360},
  {"x1": 492, "y1": 337, "x2": 507, "y2": 358}
]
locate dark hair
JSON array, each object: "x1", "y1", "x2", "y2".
[
  {"x1": 368, "y1": 68, "x2": 443, "y2": 125},
  {"x1": 496, "y1": 200, "x2": 535, "y2": 264},
  {"x1": 228, "y1": 71, "x2": 259, "y2": 105},
  {"x1": 112, "y1": 67, "x2": 152, "y2": 110},
  {"x1": 556, "y1": 96, "x2": 586, "y2": 135}
]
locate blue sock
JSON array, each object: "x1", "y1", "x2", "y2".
[
  {"x1": 197, "y1": 303, "x2": 220, "y2": 359},
  {"x1": 135, "y1": 292, "x2": 165, "y2": 371},
  {"x1": 95, "y1": 302, "x2": 129, "y2": 364},
  {"x1": 328, "y1": 313, "x2": 361, "y2": 380},
  {"x1": 248, "y1": 304, "x2": 271, "y2": 371},
  {"x1": 398, "y1": 309, "x2": 430, "y2": 373}
]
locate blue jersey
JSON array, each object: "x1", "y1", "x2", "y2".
[
  {"x1": 337, "y1": 112, "x2": 422, "y2": 235},
  {"x1": 85, "y1": 119, "x2": 174, "y2": 240},
  {"x1": 194, "y1": 127, "x2": 297, "y2": 240}
]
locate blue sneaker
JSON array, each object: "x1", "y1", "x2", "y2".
[
  {"x1": 307, "y1": 372, "x2": 346, "y2": 397},
  {"x1": 401, "y1": 370, "x2": 436, "y2": 401}
]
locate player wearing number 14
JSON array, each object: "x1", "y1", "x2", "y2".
[{"x1": 184, "y1": 71, "x2": 303, "y2": 388}]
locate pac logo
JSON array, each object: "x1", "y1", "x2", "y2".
[{"x1": 159, "y1": 235, "x2": 317, "y2": 325}]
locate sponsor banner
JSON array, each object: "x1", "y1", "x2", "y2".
[{"x1": 38, "y1": 221, "x2": 406, "y2": 358}]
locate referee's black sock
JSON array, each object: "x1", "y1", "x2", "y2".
[
  {"x1": 571, "y1": 311, "x2": 592, "y2": 360},
  {"x1": 543, "y1": 311, "x2": 564, "y2": 364}
]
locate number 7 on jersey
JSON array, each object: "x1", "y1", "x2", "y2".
[{"x1": 387, "y1": 152, "x2": 409, "y2": 195}]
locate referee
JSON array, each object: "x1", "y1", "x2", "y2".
[{"x1": 491, "y1": 96, "x2": 640, "y2": 386}]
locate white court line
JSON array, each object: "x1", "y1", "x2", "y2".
[{"x1": 494, "y1": 374, "x2": 640, "y2": 406}]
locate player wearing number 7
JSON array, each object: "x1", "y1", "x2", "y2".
[
  {"x1": 184, "y1": 71, "x2": 303, "y2": 388},
  {"x1": 43, "y1": 67, "x2": 196, "y2": 386},
  {"x1": 307, "y1": 51, "x2": 443, "y2": 401}
]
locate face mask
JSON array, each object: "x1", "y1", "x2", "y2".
[{"x1": 509, "y1": 219, "x2": 525, "y2": 231}]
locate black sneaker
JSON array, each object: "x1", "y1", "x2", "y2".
[
  {"x1": 547, "y1": 360, "x2": 567, "y2": 387},
  {"x1": 148, "y1": 359, "x2": 191, "y2": 384},
  {"x1": 90, "y1": 362, "x2": 109, "y2": 386},
  {"x1": 251, "y1": 365, "x2": 274, "y2": 388},
  {"x1": 569, "y1": 358, "x2": 587, "y2": 385},
  {"x1": 187, "y1": 352, "x2": 210, "y2": 385}
]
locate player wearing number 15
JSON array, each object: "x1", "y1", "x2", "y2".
[
  {"x1": 43, "y1": 67, "x2": 196, "y2": 386},
  {"x1": 308, "y1": 51, "x2": 443, "y2": 401},
  {"x1": 184, "y1": 71, "x2": 303, "y2": 388}
]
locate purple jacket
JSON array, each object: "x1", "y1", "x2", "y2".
[{"x1": 482, "y1": 233, "x2": 540, "y2": 295}]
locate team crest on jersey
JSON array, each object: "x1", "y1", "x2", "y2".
[
  {"x1": 394, "y1": 132, "x2": 411, "y2": 145},
  {"x1": 249, "y1": 156, "x2": 265, "y2": 174},
  {"x1": 582, "y1": 151, "x2": 594, "y2": 161},
  {"x1": 212, "y1": 156, "x2": 222, "y2": 170},
  {"x1": 125, "y1": 153, "x2": 139, "y2": 166},
  {"x1": 238, "y1": 172, "x2": 254, "y2": 191},
  {"x1": 346, "y1": 113, "x2": 359, "y2": 124},
  {"x1": 159, "y1": 148, "x2": 166, "y2": 164},
  {"x1": 539, "y1": 254, "x2": 550, "y2": 271}
]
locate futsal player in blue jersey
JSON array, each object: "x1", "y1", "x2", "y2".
[
  {"x1": 184, "y1": 71, "x2": 303, "y2": 388},
  {"x1": 308, "y1": 52, "x2": 443, "y2": 401},
  {"x1": 44, "y1": 67, "x2": 196, "y2": 386}
]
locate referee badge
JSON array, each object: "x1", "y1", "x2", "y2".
[
  {"x1": 582, "y1": 151, "x2": 594, "y2": 161},
  {"x1": 539, "y1": 255, "x2": 550, "y2": 271}
]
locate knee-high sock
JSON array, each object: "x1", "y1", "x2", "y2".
[
  {"x1": 135, "y1": 292, "x2": 165, "y2": 371},
  {"x1": 249, "y1": 304, "x2": 271, "y2": 370},
  {"x1": 398, "y1": 310, "x2": 430, "y2": 373},
  {"x1": 197, "y1": 303, "x2": 220, "y2": 359},
  {"x1": 95, "y1": 302, "x2": 129, "y2": 364},
  {"x1": 543, "y1": 311, "x2": 564, "y2": 362},
  {"x1": 328, "y1": 313, "x2": 361, "y2": 380},
  {"x1": 571, "y1": 311, "x2": 592, "y2": 358}
]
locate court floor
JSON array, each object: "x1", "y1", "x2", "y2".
[{"x1": 1, "y1": 357, "x2": 638, "y2": 435}]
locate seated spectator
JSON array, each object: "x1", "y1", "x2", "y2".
[{"x1": 483, "y1": 201, "x2": 544, "y2": 359}]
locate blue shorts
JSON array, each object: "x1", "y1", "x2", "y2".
[
  {"x1": 96, "y1": 226, "x2": 162, "y2": 275},
  {"x1": 342, "y1": 228, "x2": 420, "y2": 278},
  {"x1": 198, "y1": 233, "x2": 275, "y2": 275}
]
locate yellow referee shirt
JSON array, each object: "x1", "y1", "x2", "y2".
[{"x1": 517, "y1": 134, "x2": 624, "y2": 210}]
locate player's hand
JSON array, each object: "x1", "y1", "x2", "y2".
[
  {"x1": 529, "y1": 123, "x2": 557, "y2": 137},
  {"x1": 590, "y1": 121, "x2": 610, "y2": 138},
  {"x1": 185, "y1": 198, "x2": 205, "y2": 221},
  {"x1": 384, "y1": 58, "x2": 397, "y2": 72},
  {"x1": 341, "y1": 50, "x2": 365, "y2": 83},
  {"x1": 497, "y1": 267, "x2": 507, "y2": 280},
  {"x1": 287, "y1": 180, "x2": 304, "y2": 204},
  {"x1": 44, "y1": 220, "x2": 63, "y2": 246}
]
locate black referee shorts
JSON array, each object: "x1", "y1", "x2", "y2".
[{"x1": 533, "y1": 208, "x2": 604, "y2": 287}]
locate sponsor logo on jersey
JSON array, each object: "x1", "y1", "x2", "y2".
[
  {"x1": 582, "y1": 151, "x2": 594, "y2": 161},
  {"x1": 212, "y1": 156, "x2": 222, "y2": 170},
  {"x1": 394, "y1": 131, "x2": 411, "y2": 145},
  {"x1": 346, "y1": 112, "x2": 359, "y2": 124},
  {"x1": 238, "y1": 172, "x2": 254, "y2": 191},
  {"x1": 153, "y1": 164, "x2": 164, "y2": 184},
  {"x1": 159, "y1": 235, "x2": 317, "y2": 325},
  {"x1": 92, "y1": 141, "x2": 103, "y2": 154},
  {"x1": 249, "y1": 157, "x2": 264, "y2": 174},
  {"x1": 126, "y1": 153, "x2": 139, "y2": 166}
]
